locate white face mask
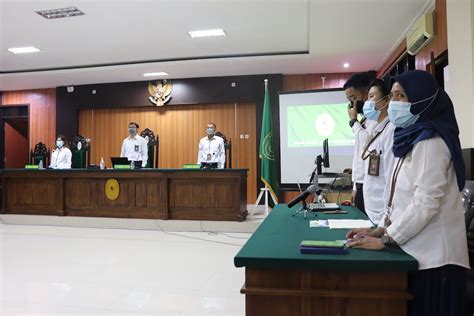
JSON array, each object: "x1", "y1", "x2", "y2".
[{"x1": 56, "y1": 140, "x2": 64, "y2": 148}]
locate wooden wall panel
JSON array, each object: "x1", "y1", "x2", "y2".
[
  {"x1": 79, "y1": 102, "x2": 257, "y2": 203},
  {"x1": 415, "y1": 0, "x2": 447, "y2": 70},
  {"x1": 376, "y1": 41, "x2": 408, "y2": 78},
  {"x1": 283, "y1": 73, "x2": 352, "y2": 92},
  {"x1": 1, "y1": 89, "x2": 56, "y2": 151},
  {"x1": 376, "y1": 0, "x2": 447, "y2": 76},
  {"x1": 5, "y1": 122, "x2": 29, "y2": 168},
  {"x1": 236, "y1": 103, "x2": 257, "y2": 202}
]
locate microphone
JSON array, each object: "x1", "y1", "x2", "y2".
[{"x1": 287, "y1": 184, "x2": 320, "y2": 208}]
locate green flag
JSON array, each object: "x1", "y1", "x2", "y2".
[{"x1": 259, "y1": 80, "x2": 278, "y2": 204}]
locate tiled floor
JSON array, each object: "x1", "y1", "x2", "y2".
[{"x1": 0, "y1": 220, "x2": 253, "y2": 316}]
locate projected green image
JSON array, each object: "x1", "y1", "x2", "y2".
[{"x1": 287, "y1": 103, "x2": 355, "y2": 147}]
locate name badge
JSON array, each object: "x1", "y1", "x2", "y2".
[
  {"x1": 134, "y1": 145, "x2": 139, "y2": 152},
  {"x1": 207, "y1": 154, "x2": 211, "y2": 161},
  {"x1": 368, "y1": 152, "x2": 381, "y2": 176}
]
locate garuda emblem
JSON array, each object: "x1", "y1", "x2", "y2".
[{"x1": 148, "y1": 80, "x2": 173, "y2": 106}]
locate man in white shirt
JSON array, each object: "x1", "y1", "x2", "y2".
[
  {"x1": 120, "y1": 122, "x2": 148, "y2": 168},
  {"x1": 344, "y1": 72, "x2": 375, "y2": 213},
  {"x1": 197, "y1": 122, "x2": 226, "y2": 169},
  {"x1": 359, "y1": 79, "x2": 396, "y2": 225},
  {"x1": 50, "y1": 135, "x2": 72, "y2": 169}
]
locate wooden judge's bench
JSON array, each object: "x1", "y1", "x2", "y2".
[{"x1": 0, "y1": 169, "x2": 248, "y2": 221}]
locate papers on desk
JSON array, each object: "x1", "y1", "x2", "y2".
[
  {"x1": 310, "y1": 219, "x2": 373, "y2": 229},
  {"x1": 328, "y1": 219, "x2": 373, "y2": 229},
  {"x1": 310, "y1": 220, "x2": 329, "y2": 228}
]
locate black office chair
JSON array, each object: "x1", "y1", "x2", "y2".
[
  {"x1": 462, "y1": 180, "x2": 474, "y2": 314},
  {"x1": 140, "y1": 128, "x2": 159, "y2": 168},
  {"x1": 215, "y1": 131, "x2": 232, "y2": 168}
]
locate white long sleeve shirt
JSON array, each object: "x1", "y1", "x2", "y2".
[
  {"x1": 362, "y1": 117, "x2": 396, "y2": 225},
  {"x1": 381, "y1": 137, "x2": 469, "y2": 270},
  {"x1": 352, "y1": 120, "x2": 377, "y2": 185},
  {"x1": 49, "y1": 147, "x2": 72, "y2": 169},
  {"x1": 197, "y1": 135, "x2": 226, "y2": 169},
  {"x1": 120, "y1": 135, "x2": 148, "y2": 168}
]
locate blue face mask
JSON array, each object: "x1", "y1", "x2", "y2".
[
  {"x1": 388, "y1": 90, "x2": 439, "y2": 128},
  {"x1": 207, "y1": 128, "x2": 215, "y2": 136},
  {"x1": 363, "y1": 97, "x2": 388, "y2": 121},
  {"x1": 56, "y1": 140, "x2": 64, "y2": 148},
  {"x1": 387, "y1": 101, "x2": 419, "y2": 128}
]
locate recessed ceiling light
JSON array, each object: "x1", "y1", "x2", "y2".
[
  {"x1": 188, "y1": 29, "x2": 226, "y2": 38},
  {"x1": 8, "y1": 46, "x2": 41, "y2": 54},
  {"x1": 142, "y1": 72, "x2": 169, "y2": 77},
  {"x1": 343, "y1": 62, "x2": 350, "y2": 68},
  {"x1": 36, "y1": 6, "x2": 84, "y2": 19}
]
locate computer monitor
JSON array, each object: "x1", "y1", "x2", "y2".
[
  {"x1": 316, "y1": 138, "x2": 330, "y2": 175},
  {"x1": 322, "y1": 138, "x2": 329, "y2": 168},
  {"x1": 110, "y1": 157, "x2": 129, "y2": 167}
]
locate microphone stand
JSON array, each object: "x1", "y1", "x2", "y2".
[
  {"x1": 292, "y1": 165, "x2": 320, "y2": 220},
  {"x1": 292, "y1": 199, "x2": 315, "y2": 219}
]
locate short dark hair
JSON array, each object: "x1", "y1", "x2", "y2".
[
  {"x1": 343, "y1": 72, "x2": 372, "y2": 91},
  {"x1": 208, "y1": 122, "x2": 216, "y2": 129},
  {"x1": 56, "y1": 135, "x2": 68, "y2": 147},
  {"x1": 368, "y1": 79, "x2": 390, "y2": 97},
  {"x1": 129, "y1": 122, "x2": 139, "y2": 128}
]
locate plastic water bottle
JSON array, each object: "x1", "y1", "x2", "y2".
[
  {"x1": 130, "y1": 160, "x2": 135, "y2": 170},
  {"x1": 38, "y1": 160, "x2": 44, "y2": 169},
  {"x1": 99, "y1": 157, "x2": 105, "y2": 170}
]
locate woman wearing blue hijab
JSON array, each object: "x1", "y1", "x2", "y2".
[{"x1": 346, "y1": 70, "x2": 469, "y2": 316}]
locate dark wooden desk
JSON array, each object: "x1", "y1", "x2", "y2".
[
  {"x1": 234, "y1": 205, "x2": 418, "y2": 316},
  {"x1": 1, "y1": 168, "x2": 248, "y2": 221}
]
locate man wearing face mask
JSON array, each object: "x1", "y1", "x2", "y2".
[
  {"x1": 197, "y1": 122, "x2": 226, "y2": 169},
  {"x1": 50, "y1": 135, "x2": 72, "y2": 169},
  {"x1": 344, "y1": 72, "x2": 377, "y2": 213},
  {"x1": 120, "y1": 122, "x2": 148, "y2": 168},
  {"x1": 360, "y1": 79, "x2": 396, "y2": 225}
]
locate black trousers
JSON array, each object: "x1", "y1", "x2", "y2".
[
  {"x1": 408, "y1": 264, "x2": 469, "y2": 316},
  {"x1": 355, "y1": 183, "x2": 366, "y2": 214}
]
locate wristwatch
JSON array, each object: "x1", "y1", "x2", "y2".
[
  {"x1": 381, "y1": 233, "x2": 395, "y2": 248},
  {"x1": 349, "y1": 118, "x2": 358, "y2": 128}
]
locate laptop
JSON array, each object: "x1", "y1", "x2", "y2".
[{"x1": 111, "y1": 157, "x2": 130, "y2": 168}]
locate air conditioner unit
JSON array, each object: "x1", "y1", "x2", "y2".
[{"x1": 406, "y1": 12, "x2": 434, "y2": 56}]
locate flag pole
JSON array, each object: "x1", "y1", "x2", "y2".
[{"x1": 252, "y1": 78, "x2": 278, "y2": 216}]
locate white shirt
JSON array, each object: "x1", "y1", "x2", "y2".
[
  {"x1": 49, "y1": 147, "x2": 72, "y2": 169},
  {"x1": 197, "y1": 135, "x2": 226, "y2": 169},
  {"x1": 120, "y1": 135, "x2": 148, "y2": 168},
  {"x1": 352, "y1": 120, "x2": 377, "y2": 185},
  {"x1": 381, "y1": 137, "x2": 469, "y2": 270},
  {"x1": 362, "y1": 117, "x2": 396, "y2": 225}
]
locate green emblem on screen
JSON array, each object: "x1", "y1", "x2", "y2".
[
  {"x1": 261, "y1": 133, "x2": 275, "y2": 160},
  {"x1": 287, "y1": 103, "x2": 355, "y2": 147}
]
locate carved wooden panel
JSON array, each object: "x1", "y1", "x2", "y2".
[
  {"x1": 244, "y1": 268, "x2": 409, "y2": 316},
  {"x1": 4, "y1": 178, "x2": 63, "y2": 215}
]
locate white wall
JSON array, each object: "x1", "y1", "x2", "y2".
[{"x1": 447, "y1": 0, "x2": 474, "y2": 148}]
